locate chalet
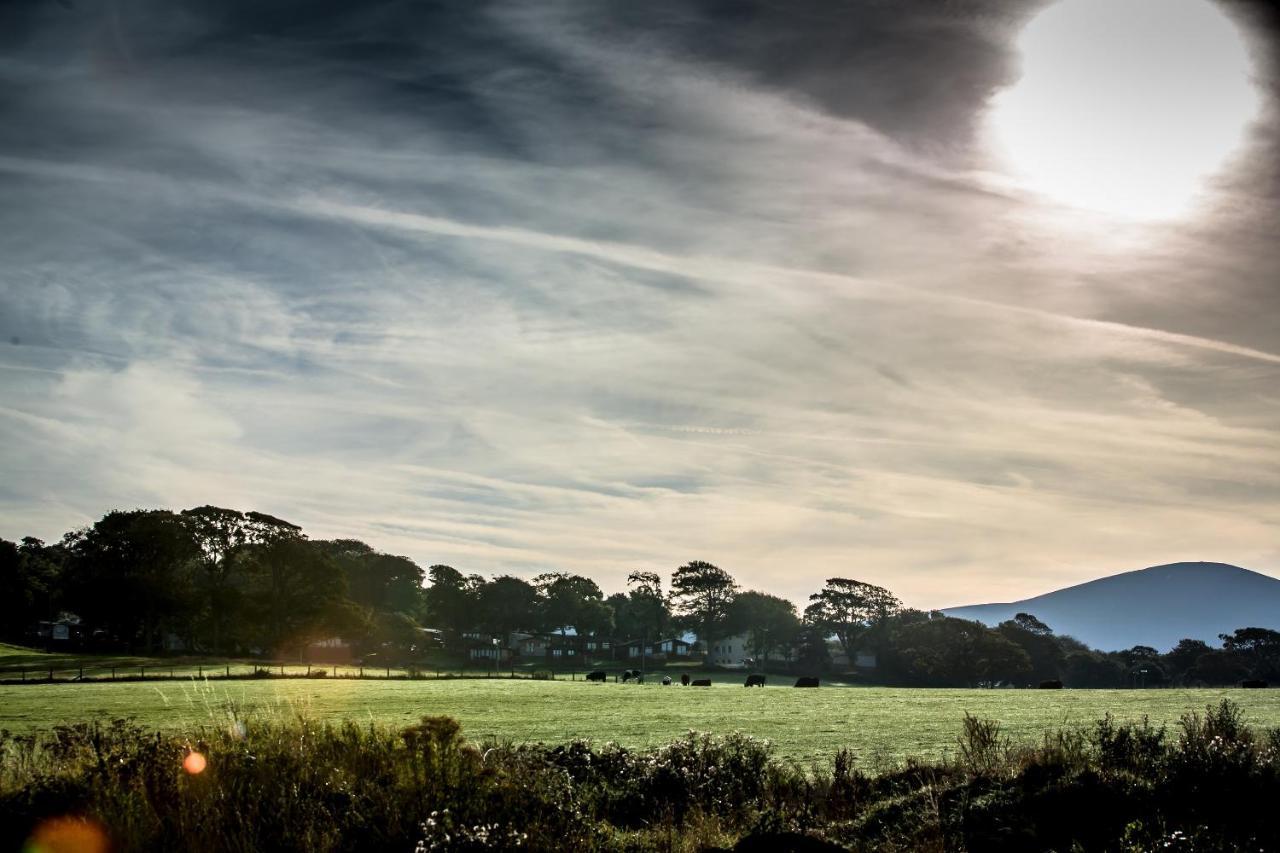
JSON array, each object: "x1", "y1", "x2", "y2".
[
  {"x1": 34, "y1": 615, "x2": 80, "y2": 645},
  {"x1": 512, "y1": 632, "x2": 611, "y2": 661},
  {"x1": 621, "y1": 637, "x2": 695, "y2": 660},
  {"x1": 463, "y1": 633, "x2": 513, "y2": 663},
  {"x1": 307, "y1": 636, "x2": 354, "y2": 664}
]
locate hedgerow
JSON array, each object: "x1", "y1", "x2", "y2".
[{"x1": 2, "y1": 700, "x2": 1279, "y2": 851}]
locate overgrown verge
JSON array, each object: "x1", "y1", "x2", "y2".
[{"x1": 2, "y1": 701, "x2": 1278, "y2": 851}]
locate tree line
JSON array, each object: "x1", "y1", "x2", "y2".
[{"x1": 3, "y1": 505, "x2": 1277, "y2": 686}]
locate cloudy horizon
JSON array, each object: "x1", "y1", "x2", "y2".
[{"x1": 2, "y1": 0, "x2": 1279, "y2": 610}]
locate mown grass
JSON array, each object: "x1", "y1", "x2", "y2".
[
  {"x1": 4, "y1": 678, "x2": 1279, "y2": 765},
  {"x1": 4, "y1": 701, "x2": 1280, "y2": 851}
]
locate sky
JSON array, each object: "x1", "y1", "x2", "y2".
[{"x1": 1, "y1": 0, "x2": 1279, "y2": 610}]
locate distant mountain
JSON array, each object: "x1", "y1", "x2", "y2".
[{"x1": 942, "y1": 562, "x2": 1280, "y2": 652}]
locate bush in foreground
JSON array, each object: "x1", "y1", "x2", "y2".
[{"x1": 2, "y1": 701, "x2": 1279, "y2": 851}]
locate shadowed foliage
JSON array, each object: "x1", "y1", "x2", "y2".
[{"x1": 3, "y1": 701, "x2": 1280, "y2": 851}]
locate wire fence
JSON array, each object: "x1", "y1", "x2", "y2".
[{"x1": 0, "y1": 664, "x2": 609, "y2": 685}]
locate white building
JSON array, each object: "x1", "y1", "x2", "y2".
[{"x1": 706, "y1": 633, "x2": 796, "y2": 667}]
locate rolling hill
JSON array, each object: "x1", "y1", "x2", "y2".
[{"x1": 942, "y1": 562, "x2": 1280, "y2": 652}]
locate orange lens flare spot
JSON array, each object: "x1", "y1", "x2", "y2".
[
  {"x1": 183, "y1": 751, "x2": 207, "y2": 775},
  {"x1": 24, "y1": 816, "x2": 110, "y2": 853}
]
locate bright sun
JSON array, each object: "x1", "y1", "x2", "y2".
[{"x1": 988, "y1": 0, "x2": 1260, "y2": 220}]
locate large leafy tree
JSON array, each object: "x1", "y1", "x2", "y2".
[
  {"x1": 238, "y1": 533, "x2": 354, "y2": 656},
  {"x1": 1162, "y1": 638, "x2": 1213, "y2": 685},
  {"x1": 423, "y1": 565, "x2": 484, "y2": 648},
  {"x1": 534, "y1": 572, "x2": 611, "y2": 637},
  {"x1": 885, "y1": 617, "x2": 1031, "y2": 687},
  {"x1": 726, "y1": 591, "x2": 800, "y2": 665},
  {"x1": 1218, "y1": 627, "x2": 1280, "y2": 681},
  {"x1": 996, "y1": 613, "x2": 1064, "y2": 683},
  {"x1": 180, "y1": 506, "x2": 251, "y2": 654},
  {"x1": 316, "y1": 539, "x2": 425, "y2": 616},
  {"x1": 804, "y1": 578, "x2": 901, "y2": 663},
  {"x1": 793, "y1": 624, "x2": 833, "y2": 672},
  {"x1": 0, "y1": 537, "x2": 64, "y2": 643},
  {"x1": 63, "y1": 510, "x2": 201, "y2": 653},
  {"x1": 1062, "y1": 650, "x2": 1126, "y2": 687},
  {"x1": 477, "y1": 575, "x2": 539, "y2": 645},
  {"x1": 670, "y1": 561, "x2": 738, "y2": 659},
  {"x1": 1188, "y1": 649, "x2": 1250, "y2": 686},
  {"x1": 611, "y1": 571, "x2": 671, "y2": 642},
  {"x1": 0, "y1": 539, "x2": 27, "y2": 643}
]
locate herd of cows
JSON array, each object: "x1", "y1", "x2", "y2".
[
  {"x1": 583, "y1": 670, "x2": 821, "y2": 688},
  {"x1": 577, "y1": 674, "x2": 1268, "y2": 690}
]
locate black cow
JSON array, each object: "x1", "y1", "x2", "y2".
[
  {"x1": 585, "y1": 670, "x2": 607, "y2": 683},
  {"x1": 744, "y1": 674, "x2": 766, "y2": 687},
  {"x1": 1039, "y1": 679, "x2": 1064, "y2": 689},
  {"x1": 680, "y1": 673, "x2": 690, "y2": 686},
  {"x1": 793, "y1": 676, "x2": 819, "y2": 688},
  {"x1": 622, "y1": 669, "x2": 643, "y2": 683},
  {"x1": 691, "y1": 678, "x2": 712, "y2": 687},
  {"x1": 1242, "y1": 679, "x2": 1269, "y2": 688}
]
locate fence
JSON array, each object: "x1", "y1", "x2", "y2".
[{"x1": 0, "y1": 664, "x2": 601, "y2": 685}]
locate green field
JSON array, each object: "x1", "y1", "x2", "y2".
[{"x1": 3, "y1": 677, "x2": 1278, "y2": 764}]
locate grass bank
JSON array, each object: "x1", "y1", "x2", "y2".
[{"x1": 3, "y1": 701, "x2": 1279, "y2": 851}]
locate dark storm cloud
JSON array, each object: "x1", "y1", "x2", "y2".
[{"x1": 573, "y1": 0, "x2": 1034, "y2": 148}]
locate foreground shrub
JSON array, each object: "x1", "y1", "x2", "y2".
[{"x1": 2, "y1": 702, "x2": 1279, "y2": 851}]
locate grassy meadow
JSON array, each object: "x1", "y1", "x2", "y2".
[{"x1": 4, "y1": 674, "x2": 1279, "y2": 764}]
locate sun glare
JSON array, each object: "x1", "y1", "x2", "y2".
[{"x1": 988, "y1": 0, "x2": 1260, "y2": 220}]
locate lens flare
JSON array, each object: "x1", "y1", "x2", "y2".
[
  {"x1": 23, "y1": 816, "x2": 109, "y2": 853},
  {"x1": 183, "y1": 751, "x2": 207, "y2": 775}
]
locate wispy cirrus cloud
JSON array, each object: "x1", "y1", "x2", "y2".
[{"x1": 1, "y1": 0, "x2": 1277, "y2": 606}]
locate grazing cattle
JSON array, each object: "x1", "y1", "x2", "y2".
[
  {"x1": 744, "y1": 674, "x2": 766, "y2": 687},
  {"x1": 661, "y1": 675, "x2": 672, "y2": 686},
  {"x1": 1039, "y1": 679, "x2": 1064, "y2": 689},
  {"x1": 691, "y1": 678, "x2": 712, "y2": 687},
  {"x1": 793, "y1": 676, "x2": 819, "y2": 688},
  {"x1": 1242, "y1": 679, "x2": 1269, "y2": 688},
  {"x1": 680, "y1": 673, "x2": 690, "y2": 686},
  {"x1": 585, "y1": 670, "x2": 607, "y2": 683},
  {"x1": 621, "y1": 669, "x2": 638, "y2": 683}
]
